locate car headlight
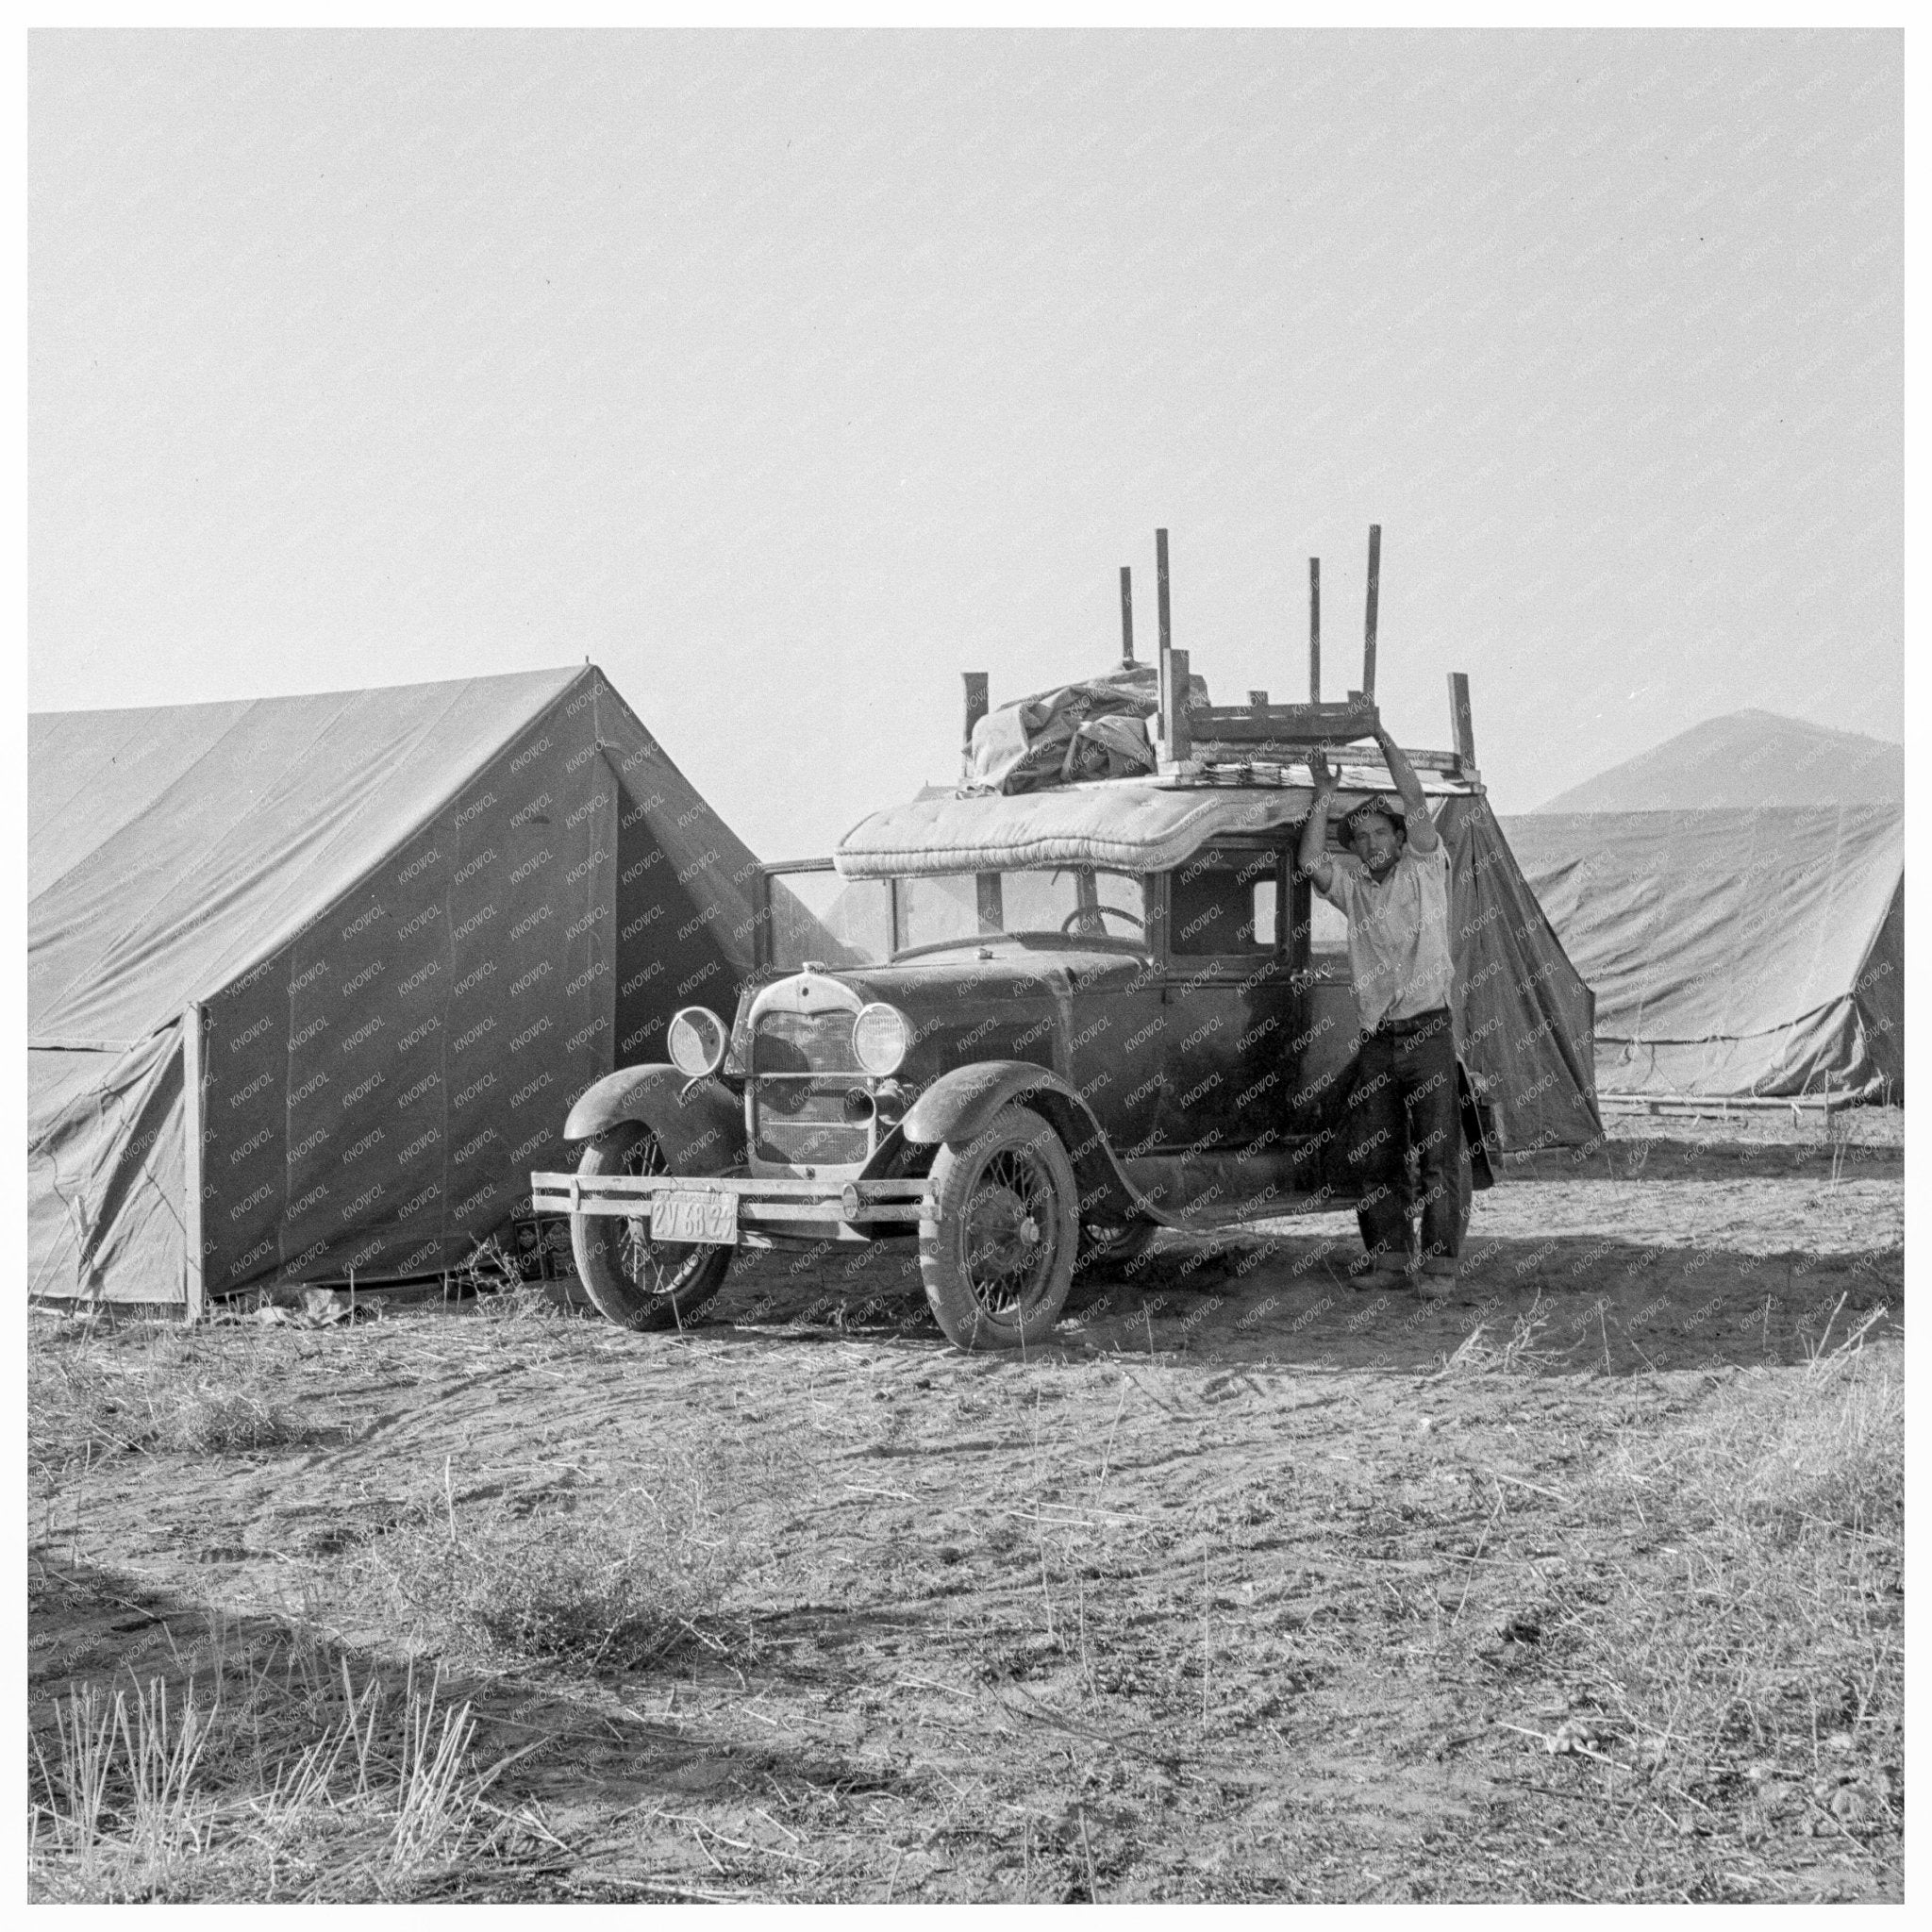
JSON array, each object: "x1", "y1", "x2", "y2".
[
  {"x1": 852, "y1": 1002, "x2": 911, "y2": 1077},
  {"x1": 667, "y1": 1007, "x2": 728, "y2": 1078}
]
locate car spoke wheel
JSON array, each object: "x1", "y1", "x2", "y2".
[
  {"x1": 1075, "y1": 1216, "x2": 1158, "y2": 1273},
  {"x1": 920, "y1": 1104, "x2": 1077, "y2": 1351},
  {"x1": 570, "y1": 1122, "x2": 733, "y2": 1331}
]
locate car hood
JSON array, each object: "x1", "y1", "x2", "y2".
[
  {"x1": 824, "y1": 942, "x2": 1156, "y2": 1009},
  {"x1": 733, "y1": 942, "x2": 1158, "y2": 1082}
]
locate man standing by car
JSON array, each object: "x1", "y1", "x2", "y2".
[{"x1": 1298, "y1": 724, "x2": 1461, "y2": 1299}]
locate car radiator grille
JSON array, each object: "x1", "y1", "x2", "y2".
[{"x1": 752, "y1": 1010, "x2": 870, "y2": 1167}]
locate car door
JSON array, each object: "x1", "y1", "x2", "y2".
[
  {"x1": 1286, "y1": 853, "x2": 1362, "y2": 1135},
  {"x1": 1152, "y1": 839, "x2": 1298, "y2": 1155},
  {"x1": 1058, "y1": 873, "x2": 1168, "y2": 1157}
]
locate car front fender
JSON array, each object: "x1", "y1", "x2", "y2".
[
  {"x1": 900, "y1": 1061, "x2": 1172, "y2": 1228},
  {"x1": 562, "y1": 1065, "x2": 746, "y2": 1174}
]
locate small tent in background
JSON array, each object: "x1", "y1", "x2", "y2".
[
  {"x1": 1502, "y1": 806, "x2": 1903, "y2": 1102},
  {"x1": 29, "y1": 667, "x2": 759, "y2": 1309}
]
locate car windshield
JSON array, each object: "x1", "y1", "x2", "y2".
[
  {"x1": 896, "y1": 869, "x2": 1146, "y2": 956},
  {"x1": 767, "y1": 872, "x2": 893, "y2": 969},
  {"x1": 766, "y1": 867, "x2": 1146, "y2": 969}
]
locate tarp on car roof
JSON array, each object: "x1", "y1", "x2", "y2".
[
  {"x1": 1501, "y1": 806, "x2": 1903, "y2": 1101},
  {"x1": 29, "y1": 666, "x2": 759, "y2": 1307},
  {"x1": 840, "y1": 778, "x2": 1601, "y2": 1150}
]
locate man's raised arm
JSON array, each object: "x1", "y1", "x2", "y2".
[
  {"x1": 1300, "y1": 749, "x2": 1339, "y2": 892},
  {"x1": 1374, "y1": 723, "x2": 1439, "y2": 855}
]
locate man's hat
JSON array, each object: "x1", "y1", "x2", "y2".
[{"x1": 1341, "y1": 796, "x2": 1407, "y2": 846}]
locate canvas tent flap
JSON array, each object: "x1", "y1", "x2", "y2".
[
  {"x1": 1435, "y1": 797, "x2": 1601, "y2": 1149},
  {"x1": 28, "y1": 1030, "x2": 186, "y2": 1304},
  {"x1": 1853, "y1": 881, "x2": 1905, "y2": 1092},
  {"x1": 1503, "y1": 806, "x2": 1903, "y2": 1099}
]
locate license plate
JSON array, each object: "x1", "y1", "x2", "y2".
[{"x1": 651, "y1": 1190, "x2": 739, "y2": 1245}]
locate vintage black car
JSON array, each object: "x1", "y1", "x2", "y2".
[{"x1": 531, "y1": 762, "x2": 1499, "y2": 1351}]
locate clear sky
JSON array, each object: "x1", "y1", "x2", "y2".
[{"x1": 30, "y1": 28, "x2": 1901, "y2": 854}]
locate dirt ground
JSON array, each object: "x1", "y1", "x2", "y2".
[{"x1": 29, "y1": 1110, "x2": 1905, "y2": 1901}]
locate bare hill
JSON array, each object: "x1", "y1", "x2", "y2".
[{"x1": 1533, "y1": 708, "x2": 1903, "y2": 812}]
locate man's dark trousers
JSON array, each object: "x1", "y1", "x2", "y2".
[{"x1": 1342, "y1": 1008, "x2": 1462, "y2": 1271}]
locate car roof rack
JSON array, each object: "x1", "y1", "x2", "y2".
[{"x1": 964, "y1": 525, "x2": 1484, "y2": 797}]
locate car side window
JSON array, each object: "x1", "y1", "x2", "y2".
[
  {"x1": 1307, "y1": 893, "x2": 1349, "y2": 956},
  {"x1": 1167, "y1": 851, "x2": 1280, "y2": 957}
]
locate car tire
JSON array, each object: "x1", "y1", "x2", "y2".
[
  {"x1": 569, "y1": 1122, "x2": 734, "y2": 1331},
  {"x1": 920, "y1": 1104, "x2": 1078, "y2": 1351}
]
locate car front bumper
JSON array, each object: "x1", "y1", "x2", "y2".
[{"x1": 528, "y1": 1170, "x2": 931, "y2": 1241}]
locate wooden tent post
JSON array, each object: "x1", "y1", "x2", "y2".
[
  {"x1": 180, "y1": 1002, "x2": 206, "y2": 1322},
  {"x1": 1119, "y1": 567, "x2": 1135, "y2": 666},
  {"x1": 1308, "y1": 558, "x2": 1321, "y2": 702}
]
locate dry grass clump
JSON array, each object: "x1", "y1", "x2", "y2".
[
  {"x1": 468, "y1": 1277, "x2": 591, "y2": 1332},
  {"x1": 1577, "y1": 1321, "x2": 1901, "y2": 1796},
  {"x1": 158, "y1": 1389, "x2": 302, "y2": 1455},
  {"x1": 360, "y1": 1445, "x2": 773, "y2": 1674},
  {"x1": 28, "y1": 1636, "x2": 532, "y2": 1903},
  {"x1": 29, "y1": 1320, "x2": 301, "y2": 1488},
  {"x1": 1432, "y1": 1294, "x2": 1557, "y2": 1377},
  {"x1": 1606, "y1": 1311, "x2": 1900, "y2": 1541}
]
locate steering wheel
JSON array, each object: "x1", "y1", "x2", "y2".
[{"x1": 1061, "y1": 904, "x2": 1146, "y2": 937}]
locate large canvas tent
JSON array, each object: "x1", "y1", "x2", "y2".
[
  {"x1": 29, "y1": 666, "x2": 758, "y2": 1308},
  {"x1": 1502, "y1": 806, "x2": 1903, "y2": 1101}
]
